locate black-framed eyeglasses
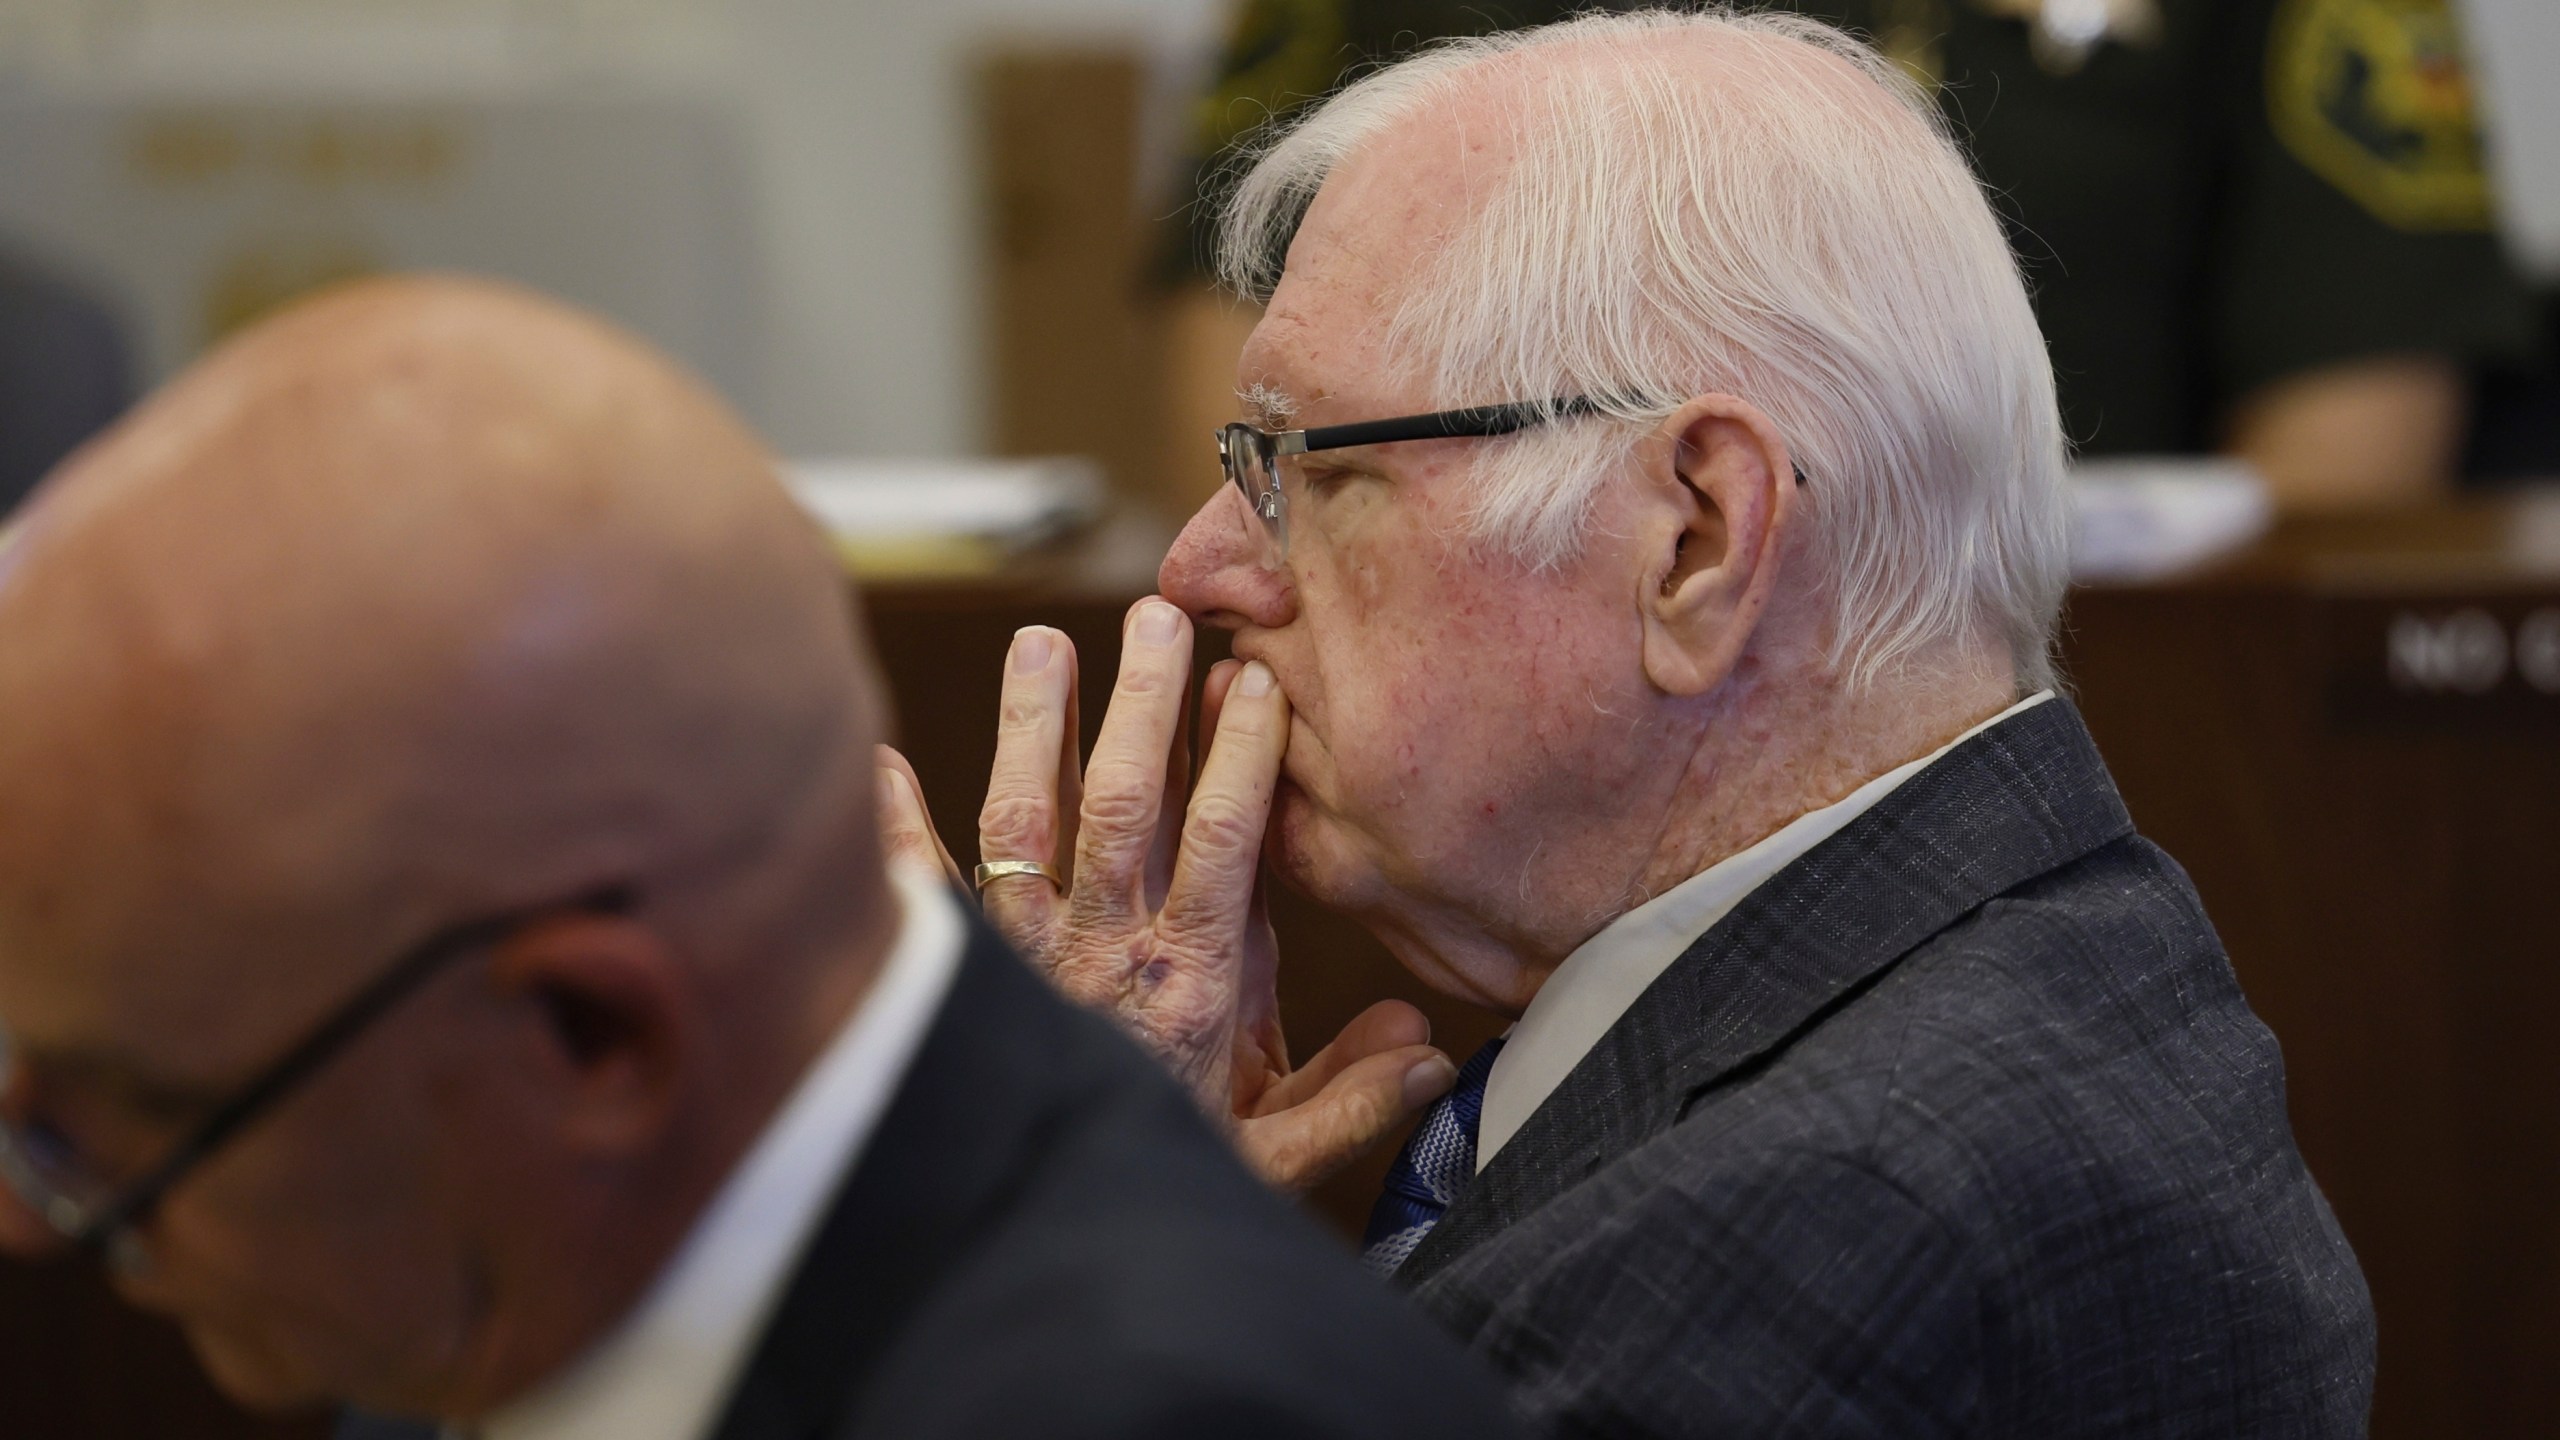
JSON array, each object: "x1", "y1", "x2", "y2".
[
  {"x1": 1216, "y1": 398, "x2": 1598, "y2": 560},
  {"x1": 0, "y1": 885, "x2": 635, "y2": 1260},
  {"x1": 1215, "y1": 395, "x2": 1803, "y2": 560}
]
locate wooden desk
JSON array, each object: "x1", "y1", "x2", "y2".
[
  {"x1": 7, "y1": 495, "x2": 2552, "y2": 1437},
  {"x1": 2065, "y1": 492, "x2": 2560, "y2": 1439}
]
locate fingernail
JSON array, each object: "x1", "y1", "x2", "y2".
[
  {"x1": 1011, "y1": 627, "x2": 1052, "y2": 674},
  {"x1": 879, "y1": 765, "x2": 911, "y2": 807},
  {"x1": 1134, "y1": 601, "x2": 1181, "y2": 647},
  {"x1": 1237, "y1": 660, "x2": 1276, "y2": 697},
  {"x1": 1403, "y1": 1055, "x2": 1458, "y2": 1110}
]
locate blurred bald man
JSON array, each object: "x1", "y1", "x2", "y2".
[{"x1": 0, "y1": 278, "x2": 1522, "y2": 1440}]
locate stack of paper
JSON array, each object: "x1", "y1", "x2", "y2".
[
  {"x1": 2068, "y1": 458, "x2": 2273, "y2": 584},
  {"x1": 782, "y1": 457, "x2": 1105, "y2": 579}
]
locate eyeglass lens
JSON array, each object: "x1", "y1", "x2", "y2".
[
  {"x1": 0, "y1": 1030, "x2": 111, "y2": 1235},
  {"x1": 1218, "y1": 424, "x2": 1288, "y2": 559}
]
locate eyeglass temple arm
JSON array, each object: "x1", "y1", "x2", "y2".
[
  {"x1": 77, "y1": 886, "x2": 636, "y2": 1248},
  {"x1": 1294, "y1": 398, "x2": 1597, "y2": 455},
  {"x1": 1283, "y1": 398, "x2": 1807, "y2": 489}
]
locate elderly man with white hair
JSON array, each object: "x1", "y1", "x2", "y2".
[{"x1": 886, "y1": 8, "x2": 2375, "y2": 1434}]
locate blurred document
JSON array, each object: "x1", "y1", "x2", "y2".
[
  {"x1": 2069, "y1": 458, "x2": 2273, "y2": 583},
  {"x1": 782, "y1": 458, "x2": 1104, "y2": 579}
]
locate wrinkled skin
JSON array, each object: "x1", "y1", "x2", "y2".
[{"x1": 879, "y1": 610, "x2": 1454, "y2": 1191}]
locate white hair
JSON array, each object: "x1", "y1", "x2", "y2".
[{"x1": 1214, "y1": 7, "x2": 2070, "y2": 688}]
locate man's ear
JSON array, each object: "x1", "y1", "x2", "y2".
[
  {"x1": 485, "y1": 915, "x2": 691, "y2": 1155},
  {"x1": 1638, "y1": 396, "x2": 1798, "y2": 697}
]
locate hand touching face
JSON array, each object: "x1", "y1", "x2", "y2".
[
  {"x1": 1158, "y1": 412, "x2": 1680, "y2": 1011},
  {"x1": 876, "y1": 600, "x2": 1457, "y2": 1192}
]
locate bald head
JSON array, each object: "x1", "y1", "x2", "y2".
[
  {"x1": 0, "y1": 275, "x2": 881, "y2": 1018},
  {"x1": 0, "y1": 277, "x2": 895, "y2": 1415}
]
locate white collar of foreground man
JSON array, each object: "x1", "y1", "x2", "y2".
[
  {"x1": 464, "y1": 862, "x2": 967, "y2": 1440},
  {"x1": 1478, "y1": 690, "x2": 2057, "y2": 1171}
]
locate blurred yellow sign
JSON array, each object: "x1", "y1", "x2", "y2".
[
  {"x1": 201, "y1": 232, "x2": 382, "y2": 347},
  {"x1": 128, "y1": 113, "x2": 463, "y2": 192}
]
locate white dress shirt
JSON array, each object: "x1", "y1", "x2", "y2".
[
  {"x1": 1476, "y1": 692, "x2": 2054, "y2": 1171},
  {"x1": 476, "y1": 862, "x2": 967, "y2": 1440}
]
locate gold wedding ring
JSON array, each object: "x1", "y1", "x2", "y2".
[{"x1": 973, "y1": 859, "x2": 1064, "y2": 893}]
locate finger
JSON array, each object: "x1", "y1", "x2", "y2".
[
  {"x1": 1197, "y1": 657, "x2": 1243, "y2": 769},
  {"x1": 1055, "y1": 637, "x2": 1083, "y2": 882},
  {"x1": 979, "y1": 626, "x2": 1075, "y2": 941},
  {"x1": 1071, "y1": 598, "x2": 1193, "y2": 925},
  {"x1": 1232, "y1": 865, "x2": 1285, "y2": 1073},
  {"x1": 876, "y1": 746, "x2": 963, "y2": 891},
  {"x1": 1256, "y1": 999, "x2": 1431, "y2": 1114},
  {"x1": 1158, "y1": 658, "x2": 1286, "y2": 948},
  {"x1": 1148, "y1": 650, "x2": 1207, "y2": 914},
  {"x1": 1240, "y1": 1045, "x2": 1456, "y2": 1193},
  {"x1": 1167, "y1": 659, "x2": 1242, "y2": 913}
]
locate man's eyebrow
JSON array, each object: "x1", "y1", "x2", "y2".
[{"x1": 1237, "y1": 382, "x2": 1300, "y2": 430}]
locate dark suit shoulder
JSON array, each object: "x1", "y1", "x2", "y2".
[
  {"x1": 1423, "y1": 831, "x2": 2373, "y2": 1437},
  {"x1": 829, "y1": 941, "x2": 1521, "y2": 1440},
  {"x1": 1833, "y1": 836, "x2": 2368, "y2": 1419},
  {"x1": 1824, "y1": 836, "x2": 2337, "y2": 1247}
]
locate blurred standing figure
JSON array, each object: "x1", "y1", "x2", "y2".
[
  {"x1": 1165, "y1": 0, "x2": 2536, "y2": 511},
  {"x1": 0, "y1": 278, "x2": 1523, "y2": 1440},
  {"x1": 0, "y1": 248, "x2": 131, "y2": 515}
]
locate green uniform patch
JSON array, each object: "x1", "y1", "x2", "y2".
[{"x1": 2269, "y1": 0, "x2": 2493, "y2": 231}]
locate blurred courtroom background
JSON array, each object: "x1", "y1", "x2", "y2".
[
  {"x1": 0, "y1": 0, "x2": 1230, "y2": 476},
  {"x1": 2, "y1": 1, "x2": 2558, "y2": 1437}
]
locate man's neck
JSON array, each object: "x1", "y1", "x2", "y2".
[
  {"x1": 1633, "y1": 659, "x2": 2023, "y2": 908},
  {"x1": 444, "y1": 874, "x2": 905, "y2": 1423},
  {"x1": 1369, "y1": 648, "x2": 2023, "y2": 1018}
]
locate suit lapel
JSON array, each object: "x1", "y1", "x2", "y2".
[
  {"x1": 1398, "y1": 698, "x2": 2136, "y2": 1287},
  {"x1": 704, "y1": 914, "x2": 1067, "y2": 1440}
]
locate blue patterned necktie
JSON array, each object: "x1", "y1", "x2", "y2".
[{"x1": 1361, "y1": 1036, "x2": 1506, "y2": 1277}]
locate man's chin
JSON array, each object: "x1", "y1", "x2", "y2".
[{"x1": 1266, "y1": 790, "x2": 1373, "y2": 911}]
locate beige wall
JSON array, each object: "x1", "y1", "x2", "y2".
[{"x1": 0, "y1": 0, "x2": 1223, "y2": 457}]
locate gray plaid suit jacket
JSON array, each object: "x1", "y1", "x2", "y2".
[{"x1": 1398, "y1": 697, "x2": 2375, "y2": 1437}]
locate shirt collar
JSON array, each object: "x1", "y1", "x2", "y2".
[
  {"x1": 476, "y1": 863, "x2": 966, "y2": 1440},
  {"x1": 1476, "y1": 692, "x2": 2055, "y2": 1170}
]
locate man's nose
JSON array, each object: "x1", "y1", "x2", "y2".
[{"x1": 1159, "y1": 488, "x2": 1295, "y2": 631}]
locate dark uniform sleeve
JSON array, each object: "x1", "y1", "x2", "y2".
[
  {"x1": 1160, "y1": 0, "x2": 1354, "y2": 286},
  {"x1": 1158, "y1": 0, "x2": 1606, "y2": 286},
  {"x1": 2209, "y1": 0, "x2": 2535, "y2": 406}
]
